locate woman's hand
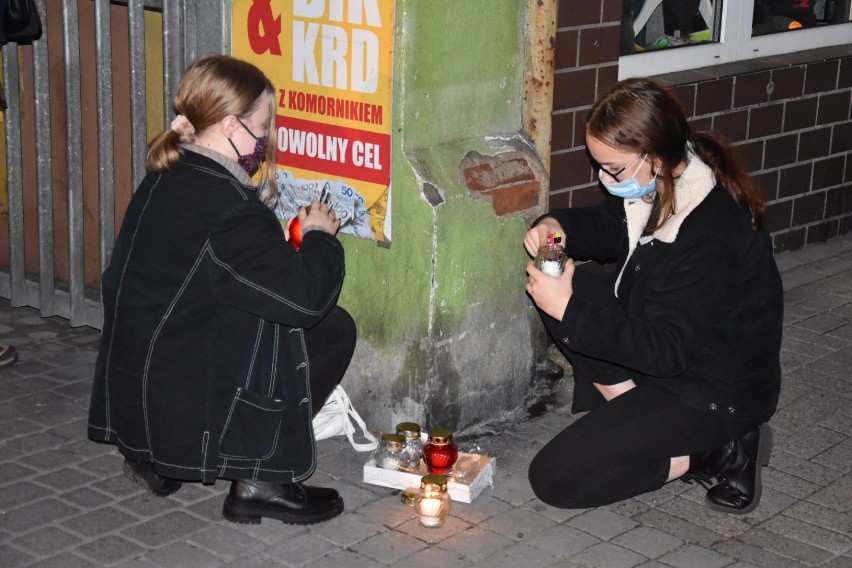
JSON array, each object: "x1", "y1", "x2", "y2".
[
  {"x1": 526, "y1": 259, "x2": 575, "y2": 321},
  {"x1": 299, "y1": 199, "x2": 341, "y2": 236},
  {"x1": 524, "y1": 217, "x2": 565, "y2": 257}
]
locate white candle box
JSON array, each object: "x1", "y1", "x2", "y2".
[{"x1": 362, "y1": 452, "x2": 495, "y2": 503}]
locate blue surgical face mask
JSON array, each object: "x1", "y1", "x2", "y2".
[{"x1": 599, "y1": 154, "x2": 657, "y2": 199}]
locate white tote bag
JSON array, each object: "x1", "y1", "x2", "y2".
[{"x1": 312, "y1": 385, "x2": 378, "y2": 452}]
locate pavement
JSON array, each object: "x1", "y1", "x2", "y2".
[{"x1": 0, "y1": 232, "x2": 851, "y2": 568}]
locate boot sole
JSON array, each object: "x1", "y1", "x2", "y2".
[
  {"x1": 222, "y1": 495, "x2": 344, "y2": 525},
  {"x1": 706, "y1": 423, "x2": 773, "y2": 515}
]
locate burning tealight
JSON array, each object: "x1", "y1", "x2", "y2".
[{"x1": 414, "y1": 474, "x2": 451, "y2": 528}]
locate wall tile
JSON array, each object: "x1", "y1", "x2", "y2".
[
  {"x1": 804, "y1": 60, "x2": 839, "y2": 94},
  {"x1": 749, "y1": 103, "x2": 784, "y2": 138},
  {"x1": 839, "y1": 57, "x2": 852, "y2": 88},
  {"x1": 570, "y1": 184, "x2": 606, "y2": 208},
  {"x1": 734, "y1": 72, "x2": 772, "y2": 108},
  {"x1": 551, "y1": 111, "x2": 575, "y2": 152},
  {"x1": 696, "y1": 78, "x2": 734, "y2": 115},
  {"x1": 671, "y1": 84, "x2": 696, "y2": 117},
  {"x1": 754, "y1": 170, "x2": 779, "y2": 201},
  {"x1": 549, "y1": 188, "x2": 572, "y2": 210},
  {"x1": 778, "y1": 163, "x2": 812, "y2": 199},
  {"x1": 555, "y1": 29, "x2": 579, "y2": 70},
  {"x1": 806, "y1": 220, "x2": 838, "y2": 244},
  {"x1": 689, "y1": 117, "x2": 712, "y2": 132},
  {"x1": 553, "y1": 68, "x2": 597, "y2": 110},
  {"x1": 798, "y1": 127, "x2": 831, "y2": 161},
  {"x1": 596, "y1": 65, "x2": 619, "y2": 100},
  {"x1": 783, "y1": 97, "x2": 818, "y2": 132},
  {"x1": 825, "y1": 185, "x2": 852, "y2": 217},
  {"x1": 551, "y1": 148, "x2": 594, "y2": 189},
  {"x1": 764, "y1": 134, "x2": 797, "y2": 169},
  {"x1": 579, "y1": 25, "x2": 621, "y2": 66},
  {"x1": 774, "y1": 227, "x2": 805, "y2": 253},
  {"x1": 713, "y1": 110, "x2": 748, "y2": 143},
  {"x1": 769, "y1": 66, "x2": 806, "y2": 101},
  {"x1": 816, "y1": 91, "x2": 851, "y2": 125},
  {"x1": 601, "y1": 0, "x2": 622, "y2": 22},
  {"x1": 765, "y1": 200, "x2": 792, "y2": 233},
  {"x1": 736, "y1": 140, "x2": 765, "y2": 172},
  {"x1": 574, "y1": 111, "x2": 589, "y2": 147},
  {"x1": 812, "y1": 156, "x2": 845, "y2": 191},
  {"x1": 831, "y1": 121, "x2": 852, "y2": 154},
  {"x1": 559, "y1": 0, "x2": 601, "y2": 26},
  {"x1": 792, "y1": 192, "x2": 827, "y2": 225}
]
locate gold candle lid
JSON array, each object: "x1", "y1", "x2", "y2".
[
  {"x1": 381, "y1": 433, "x2": 405, "y2": 450},
  {"x1": 420, "y1": 474, "x2": 448, "y2": 492},
  {"x1": 427, "y1": 428, "x2": 454, "y2": 445},
  {"x1": 396, "y1": 422, "x2": 422, "y2": 440}
]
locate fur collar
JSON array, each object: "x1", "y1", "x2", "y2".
[{"x1": 613, "y1": 152, "x2": 715, "y2": 296}]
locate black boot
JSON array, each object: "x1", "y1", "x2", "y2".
[
  {"x1": 123, "y1": 459, "x2": 182, "y2": 497},
  {"x1": 222, "y1": 479, "x2": 344, "y2": 525},
  {"x1": 706, "y1": 423, "x2": 773, "y2": 515},
  {"x1": 680, "y1": 440, "x2": 737, "y2": 489}
]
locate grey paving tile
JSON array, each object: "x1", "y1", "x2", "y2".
[
  {"x1": 611, "y1": 526, "x2": 683, "y2": 559},
  {"x1": 569, "y1": 541, "x2": 647, "y2": 568},
  {"x1": 436, "y1": 526, "x2": 515, "y2": 561},
  {"x1": 10, "y1": 525, "x2": 82, "y2": 556},
  {"x1": 392, "y1": 545, "x2": 474, "y2": 568},
  {"x1": 141, "y1": 541, "x2": 225, "y2": 568},
  {"x1": 24, "y1": 552, "x2": 101, "y2": 568},
  {"x1": 75, "y1": 534, "x2": 147, "y2": 565},
  {"x1": 121, "y1": 511, "x2": 209, "y2": 547},
  {"x1": 633, "y1": 509, "x2": 726, "y2": 548},
  {"x1": 0, "y1": 498, "x2": 81, "y2": 534},
  {"x1": 349, "y1": 530, "x2": 427, "y2": 564},
  {"x1": 736, "y1": 527, "x2": 835, "y2": 565},
  {"x1": 480, "y1": 542, "x2": 565, "y2": 568},
  {"x1": 395, "y1": 515, "x2": 474, "y2": 545},
  {"x1": 353, "y1": 494, "x2": 419, "y2": 529},
  {"x1": 253, "y1": 532, "x2": 334, "y2": 567},
  {"x1": 34, "y1": 467, "x2": 99, "y2": 491},
  {"x1": 299, "y1": 548, "x2": 383, "y2": 568},
  {"x1": 0, "y1": 544, "x2": 34, "y2": 567},
  {"x1": 565, "y1": 508, "x2": 639, "y2": 541},
  {"x1": 657, "y1": 544, "x2": 736, "y2": 568},
  {"x1": 763, "y1": 513, "x2": 851, "y2": 555},
  {"x1": 186, "y1": 525, "x2": 268, "y2": 562},
  {"x1": 62, "y1": 506, "x2": 141, "y2": 537},
  {"x1": 782, "y1": 500, "x2": 852, "y2": 535},
  {"x1": 306, "y1": 511, "x2": 385, "y2": 547},
  {"x1": 523, "y1": 524, "x2": 603, "y2": 558},
  {"x1": 478, "y1": 507, "x2": 557, "y2": 542},
  {"x1": 808, "y1": 474, "x2": 852, "y2": 513},
  {"x1": 711, "y1": 539, "x2": 811, "y2": 568}
]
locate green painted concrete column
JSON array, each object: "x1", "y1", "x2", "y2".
[{"x1": 338, "y1": 0, "x2": 550, "y2": 432}]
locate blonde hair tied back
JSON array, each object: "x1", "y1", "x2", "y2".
[{"x1": 170, "y1": 114, "x2": 196, "y2": 143}]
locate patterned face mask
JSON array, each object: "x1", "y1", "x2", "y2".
[{"x1": 228, "y1": 117, "x2": 267, "y2": 176}]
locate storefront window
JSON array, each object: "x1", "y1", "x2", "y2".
[
  {"x1": 753, "y1": 0, "x2": 851, "y2": 36},
  {"x1": 621, "y1": 0, "x2": 722, "y2": 55}
]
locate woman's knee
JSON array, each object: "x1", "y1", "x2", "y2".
[{"x1": 528, "y1": 446, "x2": 590, "y2": 509}]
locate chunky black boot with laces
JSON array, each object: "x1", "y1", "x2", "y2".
[
  {"x1": 223, "y1": 479, "x2": 344, "y2": 525},
  {"x1": 705, "y1": 423, "x2": 773, "y2": 515}
]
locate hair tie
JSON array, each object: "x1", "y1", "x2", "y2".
[{"x1": 170, "y1": 114, "x2": 196, "y2": 142}]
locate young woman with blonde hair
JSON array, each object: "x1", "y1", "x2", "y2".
[{"x1": 89, "y1": 55, "x2": 355, "y2": 525}]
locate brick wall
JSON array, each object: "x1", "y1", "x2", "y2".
[{"x1": 552, "y1": 0, "x2": 852, "y2": 252}]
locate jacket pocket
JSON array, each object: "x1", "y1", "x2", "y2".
[{"x1": 219, "y1": 388, "x2": 285, "y2": 460}]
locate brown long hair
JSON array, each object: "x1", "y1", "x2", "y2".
[
  {"x1": 586, "y1": 77, "x2": 765, "y2": 228},
  {"x1": 147, "y1": 55, "x2": 278, "y2": 204}
]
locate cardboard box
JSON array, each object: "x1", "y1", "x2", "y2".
[{"x1": 362, "y1": 452, "x2": 495, "y2": 503}]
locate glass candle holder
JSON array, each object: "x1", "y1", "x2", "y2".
[
  {"x1": 414, "y1": 474, "x2": 452, "y2": 528},
  {"x1": 422, "y1": 428, "x2": 459, "y2": 475},
  {"x1": 378, "y1": 433, "x2": 405, "y2": 470},
  {"x1": 395, "y1": 422, "x2": 423, "y2": 470},
  {"x1": 534, "y1": 242, "x2": 567, "y2": 277}
]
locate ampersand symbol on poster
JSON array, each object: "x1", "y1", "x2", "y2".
[{"x1": 247, "y1": 0, "x2": 282, "y2": 56}]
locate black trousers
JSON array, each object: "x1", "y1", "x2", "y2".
[
  {"x1": 528, "y1": 270, "x2": 733, "y2": 509},
  {"x1": 305, "y1": 306, "x2": 357, "y2": 417}
]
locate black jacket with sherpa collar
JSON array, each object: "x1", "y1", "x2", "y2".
[
  {"x1": 88, "y1": 146, "x2": 345, "y2": 483},
  {"x1": 541, "y1": 154, "x2": 782, "y2": 434}
]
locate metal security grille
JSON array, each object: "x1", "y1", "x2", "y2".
[{"x1": 0, "y1": 0, "x2": 226, "y2": 328}]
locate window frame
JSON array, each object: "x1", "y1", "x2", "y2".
[{"x1": 618, "y1": 0, "x2": 852, "y2": 79}]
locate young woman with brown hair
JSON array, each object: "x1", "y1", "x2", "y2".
[
  {"x1": 525, "y1": 77, "x2": 782, "y2": 514},
  {"x1": 89, "y1": 55, "x2": 355, "y2": 525}
]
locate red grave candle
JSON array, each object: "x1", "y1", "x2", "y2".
[{"x1": 422, "y1": 428, "x2": 459, "y2": 475}]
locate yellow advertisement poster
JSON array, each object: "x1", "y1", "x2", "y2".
[{"x1": 232, "y1": 0, "x2": 395, "y2": 245}]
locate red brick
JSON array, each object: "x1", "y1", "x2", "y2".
[
  {"x1": 552, "y1": 111, "x2": 575, "y2": 152},
  {"x1": 736, "y1": 140, "x2": 765, "y2": 172},
  {"x1": 671, "y1": 84, "x2": 696, "y2": 117},
  {"x1": 559, "y1": 0, "x2": 601, "y2": 26},
  {"x1": 765, "y1": 200, "x2": 792, "y2": 233},
  {"x1": 798, "y1": 127, "x2": 831, "y2": 161},
  {"x1": 713, "y1": 110, "x2": 748, "y2": 143},
  {"x1": 463, "y1": 157, "x2": 535, "y2": 192},
  {"x1": 553, "y1": 68, "x2": 597, "y2": 110},
  {"x1": 764, "y1": 134, "x2": 797, "y2": 169},
  {"x1": 826, "y1": 185, "x2": 852, "y2": 217},
  {"x1": 806, "y1": 220, "x2": 838, "y2": 244},
  {"x1": 551, "y1": 148, "x2": 594, "y2": 189},
  {"x1": 778, "y1": 163, "x2": 812, "y2": 199},
  {"x1": 792, "y1": 192, "x2": 826, "y2": 225},
  {"x1": 840, "y1": 57, "x2": 852, "y2": 88},
  {"x1": 813, "y1": 156, "x2": 845, "y2": 190},
  {"x1": 488, "y1": 181, "x2": 540, "y2": 215},
  {"x1": 570, "y1": 184, "x2": 606, "y2": 207},
  {"x1": 753, "y1": 170, "x2": 778, "y2": 201},
  {"x1": 596, "y1": 65, "x2": 619, "y2": 100},
  {"x1": 832, "y1": 121, "x2": 852, "y2": 154}
]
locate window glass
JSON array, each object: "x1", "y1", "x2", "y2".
[
  {"x1": 753, "y1": 0, "x2": 852, "y2": 36},
  {"x1": 621, "y1": 0, "x2": 722, "y2": 55}
]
